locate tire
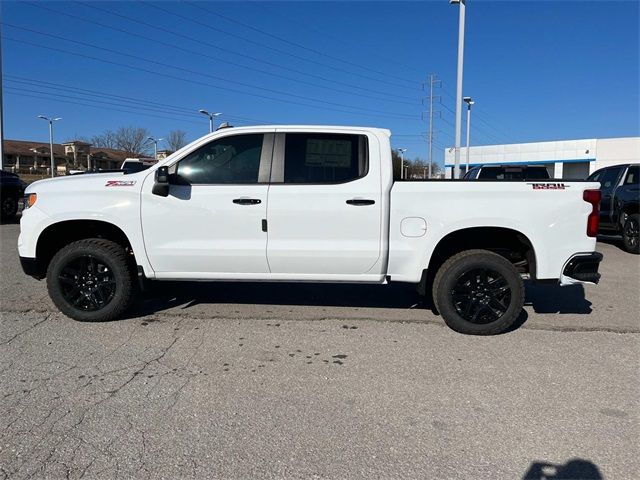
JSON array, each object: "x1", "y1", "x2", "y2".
[
  {"x1": 46, "y1": 239, "x2": 135, "y2": 321},
  {"x1": 1, "y1": 195, "x2": 18, "y2": 220},
  {"x1": 433, "y1": 249, "x2": 525, "y2": 335},
  {"x1": 622, "y1": 214, "x2": 640, "y2": 254}
]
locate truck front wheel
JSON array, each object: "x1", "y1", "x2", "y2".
[
  {"x1": 46, "y1": 239, "x2": 135, "y2": 321},
  {"x1": 433, "y1": 250, "x2": 525, "y2": 335}
]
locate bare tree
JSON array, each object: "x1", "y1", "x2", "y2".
[
  {"x1": 406, "y1": 158, "x2": 442, "y2": 179},
  {"x1": 112, "y1": 127, "x2": 149, "y2": 156},
  {"x1": 90, "y1": 130, "x2": 118, "y2": 149},
  {"x1": 166, "y1": 130, "x2": 187, "y2": 152}
]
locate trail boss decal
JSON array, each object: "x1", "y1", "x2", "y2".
[
  {"x1": 105, "y1": 180, "x2": 136, "y2": 187},
  {"x1": 528, "y1": 183, "x2": 567, "y2": 190}
]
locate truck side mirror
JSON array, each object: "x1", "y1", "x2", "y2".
[{"x1": 152, "y1": 166, "x2": 170, "y2": 197}]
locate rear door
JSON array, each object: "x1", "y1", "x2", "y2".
[
  {"x1": 265, "y1": 130, "x2": 383, "y2": 276},
  {"x1": 613, "y1": 165, "x2": 640, "y2": 225},
  {"x1": 589, "y1": 166, "x2": 625, "y2": 227}
]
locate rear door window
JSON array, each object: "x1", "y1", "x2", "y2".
[
  {"x1": 524, "y1": 167, "x2": 550, "y2": 179},
  {"x1": 478, "y1": 167, "x2": 506, "y2": 179},
  {"x1": 282, "y1": 133, "x2": 368, "y2": 183},
  {"x1": 623, "y1": 166, "x2": 639, "y2": 185},
  {"x1": 597, "y1": 167, "x2": 624, "y2": 190}
]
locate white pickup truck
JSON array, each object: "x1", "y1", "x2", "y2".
[{"x1": 19, "y1": 125, "x2": 603, "y2": 334}]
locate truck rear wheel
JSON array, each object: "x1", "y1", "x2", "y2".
[
  {"x1": 46, "y1": 239, "x2": 135, "y2": 322},
  {"x1": 622, "y1": 214, "x2": 640, "y2": 254},
  {"x1": 433, "y1": 250, "x2": 525, "y2": 335}
]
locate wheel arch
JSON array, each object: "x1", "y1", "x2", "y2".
[
  {"x1": 622, "y1": 202, "x2": 640, "y2": 216},
  {"x1": 34, "y1": 219, "x2": 137, "y2": 279},
  {"x1": 418, "y1": 226, "x2": 537, "y2": 295}
]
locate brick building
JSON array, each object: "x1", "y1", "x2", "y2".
[{"x1": 2, "y1": 140, "x2": 130, "y2": 174}]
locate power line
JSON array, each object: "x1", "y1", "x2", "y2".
[
  {"x1": 63, "y1": 1, "x2": 419, "y2": 105},
  {"x1": 5, "y1": 89, "x2": 211, "y2": 126},
  {"x1": 24, "y1": 1, "x2": 417, "y2": 104},
  {"x1": 184, "y1": 0, "x2": 420, "y2": 87},
  {"x1": 142, "y1": 0, "x2": 419, "y2": 92},
  {"x1": 3, "y1": 36, "x2": 420, "y2": 123},
  {"x1": 433, "y1": 99, "x2": 505, "y2": 145},
  {"x1": 6, "y1": 77, "x2": 268, "y2": 126},
  {"x1": 2, "y1": 28, "x2": 418, "y2": 121},
  {"x1": 441, "y1": 84, "x2": 512, "y2": 142},
  {"x1": 251, "y1": 1, "x2": 426, "y2": 78},
  {"x1": 5, "y1": 76, "x2": 271, "y2": 125}
]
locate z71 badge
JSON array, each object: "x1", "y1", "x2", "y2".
[
  {"x1": 105, "y1": 180, "x2": 136, "y2": 187},
  {"x1": 528, "y1": 183, "x2": 567, "y2": 190}
]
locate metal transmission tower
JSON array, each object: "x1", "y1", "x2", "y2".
[{"x1": 422, "y1": 74, "x2": 442, "y2": 179}]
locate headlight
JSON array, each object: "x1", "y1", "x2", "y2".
[{"x1": 24, "y1": 193, "x2": 38, "y2": 209}]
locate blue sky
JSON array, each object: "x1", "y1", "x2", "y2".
[{"x1": 2, "y1": 0, "x2": 639, "y2": 165}]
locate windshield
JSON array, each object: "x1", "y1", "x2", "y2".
[{"x1": 122, "y1": 162, "x2": 152, "y2": 174}]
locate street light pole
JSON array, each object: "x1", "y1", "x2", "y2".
[
  {"x1": 147, "y1": 137, "x2": 163, "y2": 159},
  {"x1": 450, "y1": 0, "x2": 466, "y2": 179},
  {"x1": 464, "y1": 96, "x2": 474, "y2": 174},
  {"x1": 397, "y1": 148, "x2": 407, "y2": 179},
  {"x1": 37, "y1": 115, "x2": 61, "y2": 177},
  {"x1": 198, "y1": 109, "x2": 222, "y2": 133}
]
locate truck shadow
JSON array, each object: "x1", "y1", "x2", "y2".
[
  {"x1": 128, "y1": 279, "x2": 591, "y2": 323},
  {"x1": 131, "y1": 281, "x2": 425, "y2": 314},
  {"x1": 525, "y1": 283, "x2": 592, "y2": 314},
  {"x1": 522, "y1": 458, "x2": 602, "y2": 479}
]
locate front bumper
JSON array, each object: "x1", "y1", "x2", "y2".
[
  {"x1": 561, "y1": 252, "x2": 603, "y2": 285},
  {"x1": 20, "y1": 256, "x2": 43, "y2": 280}
]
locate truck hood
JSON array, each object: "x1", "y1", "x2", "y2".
[{"x1": 25, "y1": 171, "x2": 141, "y2": 194}]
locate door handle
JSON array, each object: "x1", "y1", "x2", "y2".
[
  {"x1": 346, "y1": 199, "x2": 375, "y2": 206},
  {"x1": 233, "y1": 198, "x2": 262, "y2": 205}
]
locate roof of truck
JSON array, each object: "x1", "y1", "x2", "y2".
[{"x1": 206, "y1": 125, "x2": 392, "y2": 136}]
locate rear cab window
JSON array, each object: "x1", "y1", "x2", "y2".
[{"x1": 280, "y1": 133, "x2": 368, "y2": 183}]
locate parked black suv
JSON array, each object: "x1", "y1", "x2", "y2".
[
  {"x1": 463, "y1": 165, "x2": 551, "y2": 180},
  {"x1": 587, "y1": 164, "x2": 640, "y2": 253},
  {"x1": 0, "y1": 170, "x2": 27, "y2": 220}
]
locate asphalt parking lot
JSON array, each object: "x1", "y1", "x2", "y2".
[{"x1": 1, "y1": 220, "x2": 639, "y2": 479}]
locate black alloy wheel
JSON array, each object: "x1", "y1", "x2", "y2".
[
  {"x1": 47, "y1": 238, "x2": 135, "y2": 321},
  {"x1": 432, "y1": 249, "x2": 525, "y2": 335},
  {"x1": 622, "y1": 214, "x2": 640, "y2": 254},
  {"x1": 58, "y1": 255, "x2": 117, "y2": 311},
  {"x1": 1, "y1": 196, "x2": 18, "y2": 219},
  {"x1": 451, "y1": 268, "x2": 511, "y2": 324}
]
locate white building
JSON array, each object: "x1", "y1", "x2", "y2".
[{"x1": 444, "y1": 136, "x2": 640, "y2": 179}]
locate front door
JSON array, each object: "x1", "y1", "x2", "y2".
[
  {"x1": 266, "y1": 131, "x2": 383, "y2": 276},
  {"x1": 141, "y1": 132, "x2": 274, "y2": 276}
]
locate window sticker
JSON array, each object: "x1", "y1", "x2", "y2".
[{"x1": 305, "y1": 139, "x2": 352, "y2": 168}]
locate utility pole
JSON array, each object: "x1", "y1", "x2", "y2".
[
  {"x1": 422, "y1": 74, "x2": 441, "y2": 179},
  {"x1": 450, "y1": 0, "x2": 466, "y2": 179},
  {"x1": 37, "y1": 116, "x2": 61, "y2": 177},
  {"x1": 0, "y1": 26, "x2": 5, "y2": 171}
]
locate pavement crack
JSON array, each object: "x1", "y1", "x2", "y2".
[{"x1": 0, "y1": 314, "x2": 52, "y2": 346}]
